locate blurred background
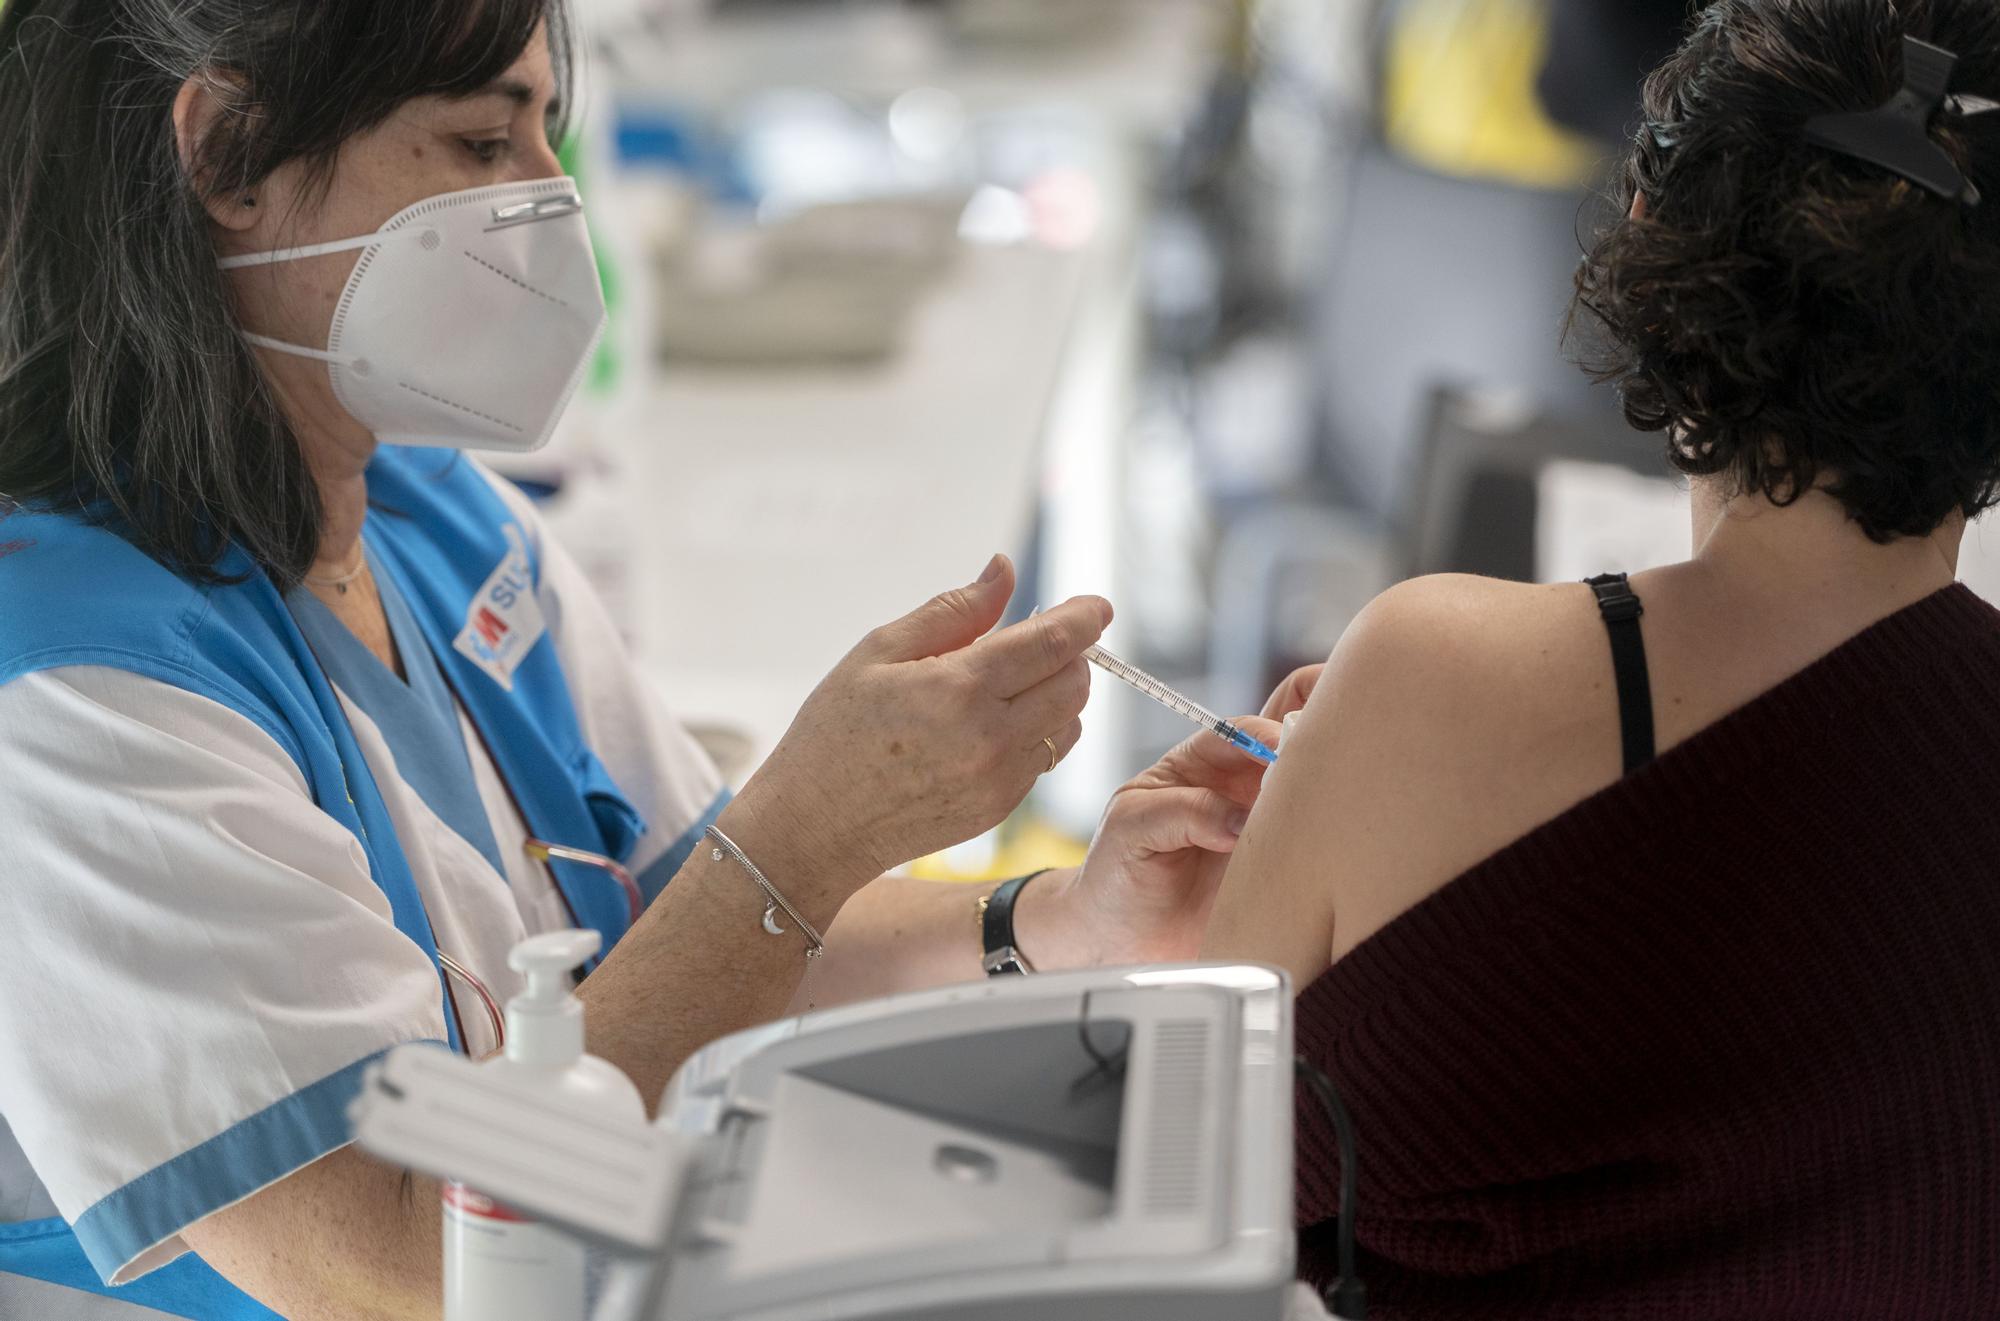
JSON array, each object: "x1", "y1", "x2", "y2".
[{"x1": 522, "y1": 0, "x2": 2000, "y2": 879}]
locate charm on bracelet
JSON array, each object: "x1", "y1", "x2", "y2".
[{"x1": 704, "y1": 825, "x2": 827, "y2": 959}]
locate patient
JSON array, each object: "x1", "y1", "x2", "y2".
[{"x1": 1204, "y1": 2, "x2": 2000, "y2": 1314}]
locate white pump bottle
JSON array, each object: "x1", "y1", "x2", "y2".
[{"x1": 443, "y1": 930, "x2": 645, "y2": 1321}]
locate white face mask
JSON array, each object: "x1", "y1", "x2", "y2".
[{"x1": 218, "y1": 178, "x2": 608, "y2": 453}]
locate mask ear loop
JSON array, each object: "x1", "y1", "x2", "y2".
[
  {"x1": 216, "y1": 229, "x2": 402, "y2": 271},
  {"x1": 238, "y1": 332, "x2": 353, "y2": 366},
  {"x1": 221, "y1": 232, "x2": 412, "y2": 367}
]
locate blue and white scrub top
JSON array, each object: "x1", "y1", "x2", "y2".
[{"x1": 0, "y1": 453, "x2": 729, "y2": 1319}]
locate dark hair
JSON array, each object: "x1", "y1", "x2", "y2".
[
  {"x1": 0, "y1": 0, "x2": 572, "y2": 584},
  {"x1": 1571, "y1": 0, "x2": 2000, "y2": 542}
]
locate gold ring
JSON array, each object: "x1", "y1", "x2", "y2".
[{"x1": 1042, "y1": 736, "x2": 1059, "y2": 774}]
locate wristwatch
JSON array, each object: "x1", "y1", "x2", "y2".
[{"x1": 979, "y1": 871, "x2": 1048, "y2": 976}]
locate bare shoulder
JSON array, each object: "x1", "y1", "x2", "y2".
[
  {"x1": 1322, "y1": 574, "x2": 1611, "y2": 752},
  {"x1": 1335, "y1": 572, "x2": 1585, "y2": 674},
  {"x1": 1204, "y1": 574, "x2": 1624, "y2": 982}
]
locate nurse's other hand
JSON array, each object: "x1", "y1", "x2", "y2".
[
  {"x1": 730, "y1": 555, "x2": 1110, "y2": 906},
  {"x1": 1019, "y1": 664, "x2": 1324, "y2": 966}
]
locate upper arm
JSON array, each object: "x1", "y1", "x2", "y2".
[
  {"x1": 182, "y1": 1146, "x2": 438, "y2": 1321},
  {"x1": 0, "y1": 667, "x2": 445, "y2": 1304},
  {"x1": 1200, "y1": 576, "x2": 1587, "y2": 986}
]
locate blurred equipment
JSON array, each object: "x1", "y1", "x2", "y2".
[
  {"x1": 653, "y1": 193, "x2": 970, "y2": 366},
  {"x1": 1535, "y1": 460, "x2": 1688, "y2": 585},
  {"x1": 1308, "y1": 0, "x2": 1626, "y2": 519},
  {"x1": 1380, "y1": 0, "x2": 1603, "y2": 190},
  {"x1": 1311, "y1": 142, "x2": 1619, "y2": 519},
  {"x1": 1536, "y1": 0, "x2": 1691, "y2": 142},
  {"x1": 1207, "y1": 504, "x2": 1387, "y2": 729},
  {"x1": 941, "y1": 0, "x2": 1121, "y2": 48},
  {"x1": 354, "y1": 965, "x2": 1318, "y2": 1321},
  {"x1": 1396, "y1": 384, "x2": 1678, "y2": 581}
]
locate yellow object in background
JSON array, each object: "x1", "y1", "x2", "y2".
[
  {"x1": 907, "y1": 808, "x2": 1091, "y2": 884},
  {"x1": 1382, "y1": 0, "x2": 1605, "y2": 191}
]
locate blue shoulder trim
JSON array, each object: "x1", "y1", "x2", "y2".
[
  {"x1": 0, "y1": 1217, "x2": 280, "y2": 1320},
  {"x1": 69, "y1": 1041, "x2": 443, "y2": 1285},
  {"x1": 0, "y1": 510, "x2": 314, "y2": 785},
  {"x1": 0, "y1": 511, "x2": 217, "y2": 682}
]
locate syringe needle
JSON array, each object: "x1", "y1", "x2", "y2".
[{"x1": 1082, "y1": 642, "x2": 1279, "y2": 764}]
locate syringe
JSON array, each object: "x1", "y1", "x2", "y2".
[{"x1": 1084, "y1": 642, "x2": 1279, "y2": 764}]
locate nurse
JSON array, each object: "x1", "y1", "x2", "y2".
[{"x1": 0, "y1": 2, "x2": 1314, "y2": 1319}]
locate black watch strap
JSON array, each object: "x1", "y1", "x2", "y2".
[{"x1": 980, "y1": 871, "x2": 1048, "y2": 976}]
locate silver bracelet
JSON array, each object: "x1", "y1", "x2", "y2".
[{"x1": 703, "y1": 825, "x2": 826, "y2": 960}]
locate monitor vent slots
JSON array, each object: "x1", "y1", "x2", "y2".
[{"x1": 1142, "y1": 1019, "x2": 1213, "y2": 1216}]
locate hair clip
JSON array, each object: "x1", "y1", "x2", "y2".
[{"x1": 1804, "y1": 35, "x2": 1995, "y2": 206}]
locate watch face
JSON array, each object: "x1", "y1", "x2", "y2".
[{"x1": 982, "y1": 948, "x2": 1028, "y2": 977}]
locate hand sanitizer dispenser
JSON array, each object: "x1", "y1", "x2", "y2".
[{"x1": 444, "y1": 930, "x2": 645, "y2": 1321}]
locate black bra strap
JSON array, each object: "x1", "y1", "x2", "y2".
[{"x1": 1584, "y1": 573, "x2": 1656, "y2": 773}]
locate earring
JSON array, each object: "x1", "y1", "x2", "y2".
[{"x1": 242, "y1": 196, "x2": 256, "y2": 208}]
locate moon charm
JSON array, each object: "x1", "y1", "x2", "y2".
[{"x1": 762, "y1": 902, "x2": 788, "y2": 936}]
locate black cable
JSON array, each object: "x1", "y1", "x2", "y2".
[
  {"x1": 1295, "y1": 1053, "x2": 1367, "y2": 1320},
  {"x1": 1071, "y1": 991, "x2": 1129, "y2": 1100}
]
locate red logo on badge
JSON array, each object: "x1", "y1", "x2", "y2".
[{"x1": 472, "y1": 606, "x2": 510, "y2": 648}]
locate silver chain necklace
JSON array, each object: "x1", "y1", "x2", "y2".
[{"x1": 304, "y1": 546, "x2": 368, "y2": 595}]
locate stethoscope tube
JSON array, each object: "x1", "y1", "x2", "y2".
[
  {"x1": 431, "y1": 838, "x2": 643, "y2": 1055},
  {"x1": 437, "y1": 949, "x2": 507, "y2": 1053},
  {"x1": 523, "y1": 836, "x2": 643, "y2": 926}
]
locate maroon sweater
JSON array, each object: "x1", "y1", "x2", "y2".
[{"x1": 1294, "y1": 584, "x2": 2000, "y2": 1318}]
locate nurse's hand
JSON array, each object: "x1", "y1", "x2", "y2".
[
  {"x1": 1017, "y1": 665, "x2": 1323, "y2": 967},
  {"x1": 724, "y1": 555, "x2": 1109, "y2": 910}
]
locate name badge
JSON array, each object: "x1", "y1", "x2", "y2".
[{"x1": 454, "y1": 525, "x2": 546, "y2": 691}]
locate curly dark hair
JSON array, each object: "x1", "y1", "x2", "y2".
[{"x1": 1571, "y1": 0, "x2": 2000, "y2": 542}]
